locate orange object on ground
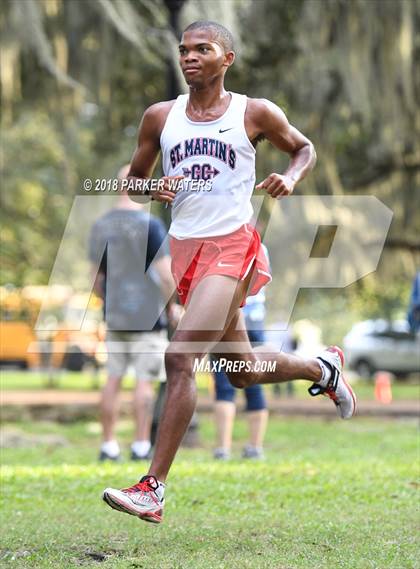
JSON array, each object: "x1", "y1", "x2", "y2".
[{"x1": 374, "y1": 371, "x2": 393, "y2": 404}]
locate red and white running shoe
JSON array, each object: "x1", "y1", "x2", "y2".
[
  {"x1": 103, "y1": 475, "x2": 165, "y2": 524},
  {"x1": 309, "y1": 346, "x2": 357, "y2": 420}
]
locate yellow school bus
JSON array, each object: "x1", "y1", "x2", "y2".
[
  {"x1": 0, "y1": 286, "x2": 103, "y2": 370},
  {"x1": 0, "y1": 287, "x2": 40, "y2": 368}
]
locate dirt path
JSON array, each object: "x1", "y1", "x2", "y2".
[{"x1": 1, "y1": 390, "x2": 418, "y2": 418}]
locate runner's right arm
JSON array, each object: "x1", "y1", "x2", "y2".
[{"x1": 127, "y1": 102, "x2": 181, "y2": 204}]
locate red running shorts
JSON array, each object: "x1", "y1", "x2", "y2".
[{"x1": 170, "y1": 224, "x2": 272, "y2": 307}]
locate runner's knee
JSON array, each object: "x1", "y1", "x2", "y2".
[
  {"x1": 227, "y1": 373, "x2": 254, "y2": 389},
  {"x1": 164, "y1": 349, "x2": 195, "y2": 381},
  {"x1": 223, "y1": 355, "x2": 261, "y2": 389}
]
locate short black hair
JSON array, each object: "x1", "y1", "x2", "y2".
[{"x1": 183, "y1": 21, "x2": 234, "y2": 53}]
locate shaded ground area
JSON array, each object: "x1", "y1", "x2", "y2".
[{"x1": 1, "y1": 388, "x2": 419, "y2": 422}]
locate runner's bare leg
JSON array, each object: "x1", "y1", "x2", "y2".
[
  {"x1": 148, "y1": 274, "x2": 322, "y2": 482},
  {"x1": 148, "y1": 275, "x2": 245, "y2": 481}
]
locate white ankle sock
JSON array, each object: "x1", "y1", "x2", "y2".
[
  {"x1": 316, "y1": 359, "x2": 332, "y2": 387},
  {"x1": 101, "y1": 440, "x2": 120, "y2": 457},
  {"x1": 131, "y1": 440, "x2": 151, "y2": 456}
]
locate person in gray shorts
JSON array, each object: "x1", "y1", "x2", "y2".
[{"x1": 89, "y1": 165, "x2": 177, "y2": 461}]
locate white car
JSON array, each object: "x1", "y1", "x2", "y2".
[{"x1": 343, "y1": 319, "x2": 420, "y2": 378}]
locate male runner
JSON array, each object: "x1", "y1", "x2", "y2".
[{"x1": 103, "y1": 20, "x2": 356, "y2": 524}]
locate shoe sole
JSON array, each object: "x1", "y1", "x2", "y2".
[
  {"x1": 102, "y1": 491, "x2": 163, "y2": 524},
  {"x1": 341, "y1": 375, "x2": 357, "y2": 418},
  {"x1": 327, "y1": 346, "x2": 357, "y2": 419}
]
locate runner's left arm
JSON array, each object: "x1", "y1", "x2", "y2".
[{"x1": 248, "y1": 98, "x2": 316, "y2": 198}]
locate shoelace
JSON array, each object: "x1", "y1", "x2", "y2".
[
  {"x1": 324, "y1": 387, "x2": 339, "y2": 403},
  {"x1": 122, "y1": 481, "x2": 150, "y2": 493},
  {"x1": 122, "y1": 480, "x2": 160, "y2": 504}
]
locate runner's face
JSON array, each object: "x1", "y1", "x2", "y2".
[{"x1": 179, "y1": 30, "x2": 233, "y2": 87}]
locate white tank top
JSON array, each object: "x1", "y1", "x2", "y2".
[{"x1": 160, "y1": 92, "x2": 256, "y2": 239}]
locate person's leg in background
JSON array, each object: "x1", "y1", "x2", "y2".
[
  {"x1": 100, "y1": 332, "x2": 127, "y2": 461},
  {"x1": 242, "y1": 384, "x2": 268, "y2": 459},
  {"x1": 213, "y1": 366, "x2": 236, "y2": 460},
  {"x1": 100, "y1": 376, "x2": 123, "y2": 460},
  {"x1": 241, "y1": 326, "x2": 268, "y2": 458},
  {"x1": 286, "y1": 380, "x2": 295, "y2": 397},
  {"x1": 131, "y1": 380, "x2": 154, "y2": 459},
  {"x1": 131, "y1": 332, "x2": 168, "y2": 460}
]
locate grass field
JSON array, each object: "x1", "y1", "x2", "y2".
[{"x1": 1, "y1": 415, "x2": 418, "y2": 568}]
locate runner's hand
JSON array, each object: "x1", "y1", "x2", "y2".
[
  {"x1": 152, "y1": 176, "x2": 184, "y2": 204},
  {"x1": 255, "y1": 173, "x2": 295, "y2": 198}
]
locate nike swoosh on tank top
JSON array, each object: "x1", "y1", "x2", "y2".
[{"x1": 160, "y1": 92, "x2": 256, "y2": 239}]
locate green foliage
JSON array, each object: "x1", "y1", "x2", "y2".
[
  {"x1": 348, "y1": 276, "x2": 412, "y2": 321},
  {"x1": 1, "y1": 0, "x2": 418, "y2": 294},
  {"x1": 1, "y1": 112, "x2": 75, "y2": 284},
  {"x1": 290, "y1": 275, "x2": 412, "y2": 345}
]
